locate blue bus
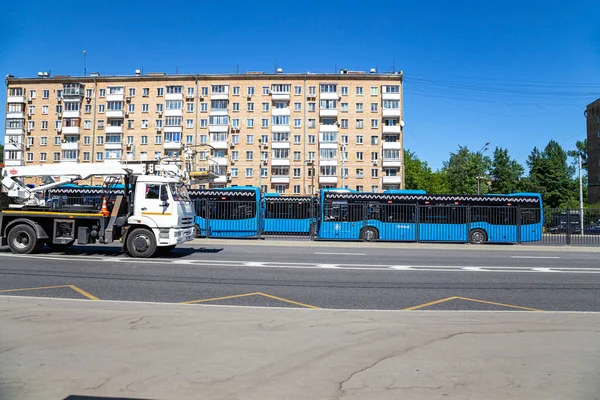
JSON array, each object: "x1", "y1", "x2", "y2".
[
  {"x1": 262, "y1": 194, "x2": 317, "y2": 236},
  {"x1": 189, "y1": 187, "x2": 261, "y2": 237},
  {"x1": 317, "y1": 189, "x2": 543, "y2": 243}
]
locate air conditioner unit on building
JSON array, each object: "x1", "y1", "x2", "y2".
[
  {"x1": 86, "y1": 97, "x2": 91, "y2": 102},
  {"x1": 247, "y1": 94, "x2": 252, "y2": 99},
  {"x1": 57, "y1": 112, "x2": 62, "y2": 118},
  {"x1": 126, "y1": 97, "x2": 131, "y2": 102},
  {"x1": 28, "y1": 97, "x2": 33, "y2": 102},
  {"x1": 157, "y1": 127, "x2": 162, "y2": 132},
  {"x1": 374, "y1": 160, "x2": 379, "y2": 165},
  {"x1": 62, "y1": 138, "x2": 67, "y2": 143},
  {"x1": 158, "y1": 111, "x2": 163, "y2": 117},
  {"x1": 26, "y1": 127, "x2": 32, "y2": 133}
]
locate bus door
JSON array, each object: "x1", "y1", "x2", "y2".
[{"x1": 319, "y1": 201, "x2": 363, "y2": 239}]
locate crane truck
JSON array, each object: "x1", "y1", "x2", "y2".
[{"x1": 0, "y1": 162, "x2": 197, "y2": 258}]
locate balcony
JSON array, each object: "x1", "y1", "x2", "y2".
[
  {"x1": 271, "y1": 176, "x2": 290, "y2": 183},
  {"x1": 272, "y1": 159, "x2": 290, "y2": 166},
  {"x1": 61, "y1": 141, "x2": 79, "y2": 151},
  {"x1": 63, "y1": 110, "x2": 80, "y2": 119},
  {"x1": 271, "y1": 142, "x2": 290, "y2": 149},
  {"x1": 165, "y1": 93, "x2": 183, "y2": 101},
  {"x1": 4, "y1": 159, "x2": 23, "y2": 166},
  {"x1": 211, "y1": 91, "x2": 229, "y2": 101},
  {"x1": 6, "y1": 111, "x2": 24, "y2": 119},
  {"x1": 213, "y1": 175, "x2": 227, "y2": 184},
  {"x1": 383, "y1": 175, "x2": 401, "y2": 184},
  {"x1": 320, "y1": 92, "x2": 338, "y2": 101},
  {"x1": 208, "y1": 124, "x2": 229, "y2": 133},
  {"x1": 164, "y1": 141, "x2": 182, "y2": 150},
  {"x1": 382, "y1": 125, "x2": 401, "y2": 134},
  {"x1": 319, "y1": 176, "x2": 337, "y2": 184},
  {"x1": 4, "y1": 142, "x2": 22, "y2": 151},
  {"x1": 165, "y1": 109, "x2": 183, "y2": 117},
  {"x1": 62, "y1": 127, "x2": 80, "y2": 135},
  {"x1": 382, "y1": 108, "x2": 401, "y2": 118},
  {"x1": 164, "y1": 126, "x2": 183, "y2": 133},
  {"x1": 320, "y1": 124, "x2": 338, "y2": 133},
  {"x1": 7, "y1": 95, "x2": 26, "y2": 104},
  {"x1": 382, "y1": 92, "x2": 401, "y2": 101},
  {"x1": 106, "y1": 93, "x2": 124, "y2": 102},
  {"x1": 319, "y1": 109, "x2": 338, "y2": 117},
  {"x1": 212, "y1": 157, "x2": 228, "y2": 165},
  {"x1": 382, "y1": 142, "x2": 401, "y2": 150},
  {"x1": 318, "y1": 142, "x2": 337, "y2": 149},
  {"x1": 272, "y1": 108, "x2": 290, "y2": 116},
  {"x1": 104, "y1": 142, "x2": 122, "y2": 150},
  {"x1": 6, "y1": 128, "x2": 24, "y2": 135},
  {"x1": 106, "y1": 110, "x2": 124, "y2": 118},
  {"x1": 319, "y1": 159, "x2": 338, "y2": 166},
  {"x1": 382, "y1": 159, "x2": 401, "y2": 167},
  {"x1": 210, "y1": 141, "x2": 228, "y2": 150},
  {"x1": 209, "y1": 109, "x2": 228, "y2": 116},
  {"x1": 105, "y1": 125, "x2": 123, "y2": 134},
  {"x1": 272, "y1": 125, "x2": 291, "y2": 133},
  {"x1": 271, "y1": 91, "x2": 290, "y2": 101}
]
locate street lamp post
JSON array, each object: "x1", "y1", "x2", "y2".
[
  {"x1": 305, "y1": 160, "x2": 315, "y2": 194},
  {"x1": 477, "y1": 142, "x2": 490, "y2": 195},
  {"x1": 340, "y1": 143, "x2": 346, "y2": 189},
  {"x1": 257, "y1": 140, "x2": 263, "y2": 195}
]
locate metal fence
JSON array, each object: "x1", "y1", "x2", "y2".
[{"x1": 542, "y1": 208, "x2": 600, "y2": 246}]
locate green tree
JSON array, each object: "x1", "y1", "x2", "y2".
[
  {"x1": 527, "y1": 140, "x2": 577, "y2": 208},
  {"x1": 489, "y1": 147, "x2": 524, "y2": 194},
  {"x1": 404, "y1": 150, "x2": 449, "y2": 194},
  {"x1": 567, "y1": 139, "x2": 587, "y2": 171},
  {"x1": 442, "y1": 146, "x2": 491, "y2": 194}
]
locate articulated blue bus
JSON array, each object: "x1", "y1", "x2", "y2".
[
  {"x1": 318, "y1": 189, "x2": 543, "y2": 243},
  {"x1": 262, "y1": 193, "x2": 317, "y2": 235},
  {"x1": 189, "y1": 187, "x2": 261, "y2": 237}
]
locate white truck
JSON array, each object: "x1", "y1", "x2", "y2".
[{"x1": 1, "y1": 162, "x2": 196, "y2": 257}]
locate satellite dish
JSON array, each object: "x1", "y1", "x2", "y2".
[{"x1": 399, "y1": 120, "x2": 405, "y2": 127}]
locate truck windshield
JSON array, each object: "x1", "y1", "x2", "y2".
[{"x1": 169, "y1": 183, "x2": 191, "y2": 202}]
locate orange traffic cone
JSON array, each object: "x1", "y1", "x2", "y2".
[{"x1": 100, "y1": 197, "x2": 109, "y2": 217}]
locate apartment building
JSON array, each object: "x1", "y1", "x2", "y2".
[
  {"x1": 4, "y1": 69, "x2": 403, "y2": 194},
  {"x1": 586, "y1": 98, "x2": 600, "y2": 204}
]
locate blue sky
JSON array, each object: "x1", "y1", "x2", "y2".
[{"x1": 2, "y1": 0, "x2": 599, "y2": 170}]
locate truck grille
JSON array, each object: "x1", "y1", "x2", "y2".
[{"x1": 181, "y1": 217, "x2": 193, "y2": 225}]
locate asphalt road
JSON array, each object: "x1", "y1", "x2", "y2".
[{"x1": 1, "y1": 240, "x2": 600, "y2": 311}]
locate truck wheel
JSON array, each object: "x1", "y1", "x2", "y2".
[
  {"x1": 469, "y1": 229, "x2": 487, "y2": 244},
  {"x1": 155, "y1": 245, "x2": 176, "y2": 256},
  {"x1": 8, "y1": 224, "x2": 40, "y2": 254},
  {"x1": 194, "y1": 224, "x2": 202, "y2": 238},
  {"x1": 46, "y1": 241, "x2": 75, "y2": 251},
  {"x1": 126, "y1": 228, "x2": 157, "y2": 258}
]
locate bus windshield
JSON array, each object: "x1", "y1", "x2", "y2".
[{"x1": 169, "y1": 183, "x2": 191, "y2": 202}]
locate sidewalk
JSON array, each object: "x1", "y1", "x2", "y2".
[
  {"x1": 1, "y1": 296, "x2": 599, "y2": 400},
  {"x1": 191, "y1": 237, "x2": 600, "y2": 252}
]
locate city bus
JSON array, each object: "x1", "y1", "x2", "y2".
[
  {"x1": 262, "y1": 193, "x2": 317, "y2": 236},
  {"x1": 317, "y1": 189, "x2": 543, "y2": 243},
  {"x1": 189, "y1": 187, "x2": 261, "y2": 237}
]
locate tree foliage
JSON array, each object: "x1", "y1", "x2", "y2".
[
  {"x1": 442, "y1": 146, "x2": 491, "y2": 194},
  {"x1": 489, "y1": 147, "x2": 524, "y2": 194},
  {"x1": 404, "y1": 150, "x2": 449, "y2": 194}
]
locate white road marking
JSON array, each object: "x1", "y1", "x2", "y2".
[
  {"x1": 510, "y1": 256, "x2": 560, "y2": 259},
  {"x1": 1, "y1": 252, "x2": 598, "y2": 274},
  {"x1": 314, "y1": 252, "x2": 366, "y2": 256}
]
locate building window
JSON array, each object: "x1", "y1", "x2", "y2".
[
  {"x1": 357, "y1": 152, "x2": 364, "y2": 161},
  {"x1": 341, "y1": 103, "x2": 348, "y2": 112},
  {"x1": 83, "y1": 136, "x2": 90, "y2": 145},
  {"x1": 156, "y1": 104, "x2": 164, "y2": 112},
  {"x1": 246, "y1": 151, "x2": 254, "y2": 160},
  {"x1": 199, "y1": 135, "x2": 207, "y2": 144},
  {"x1": 371, "y1": 87, "x2": 378, "y2": 96},
  {"x1": 141, "y1": 120, "x2": 149, "y2": 129},
  {"x1": 294, "y1": 135, "x2": 301, "y2": 144},
  {"x1": 26, "y1": 152, "x2": 33, "y2": 162},
  {"x1": 98, "y1": 104, "x2": 105, "y2": 113},
  {"x1": 232, "y1": 102, "x2": 240, "y2": 112},
  {"x1": 127, "y1": 120, "x2": 134, "y2": 129},
  {"x1": 127, "y1": 136, "x2": 134, "y2": 145},
  {"x1": 371, "y1": 119, "x2": 379, "y2": 128},
  {"x1": 245, "y1": 168, "x2": 253, "y2": 177},
  {"x1": 371, "y1": 136, "x2": 379, "y2": 145},
  {"x1": 293, "y1": 151, "x2": 301, "y2": 161},
  {"x1": 230, "y1": 168, "x2": 238, "y2": 177},
  {"x1": 262, "y1": 102, "x2": 269, "y2": 112},
  {"x1": 294, "y1": 86, "x2": 302, "y2": 95},
  {"x1": 231, "y1": 135, "x2": 239, "y2": 144},
  {"x1": 99, "y1": 89, "x2": 106, "y2": 97},
  {"x1": 42, "y1": 105, "x2": 48, "y2": 115},
  {"x1": 97, "y1": 120, "x2": 105, "y2": 129},
  {"x1": 156, "y1": 120, "x2": 163, "y2": 129},
  {"x1": 308, "y1": 102, "x2": 316, "y2": 112},
  {"x1": 41, "y1": 121, "x2": 48, "y2": 130},
  {"x1": 247, "y1": 86, "x2": 255, "y2": 96},
  {"x1": 356, "y1": 168, "x2": 364, "y2": 178},
  {"x1": 232, "y1": 86, "x2": 240, "y2": 95},
  {"x1": 293, "y1": 168, "x2": 301, "y2": 178},
  {"x1": 157, "y1": 88, "x2": 164, "y2": 96},
  {"x1": 155, "y1": 135, "x2": 162, "y2": 144},
  {"x1": 140, "y1": 104, "x2": 148, "y2": 113},
  {"x1": 356, "y1": 87, "x2": 363, "y2": 95},
  {"x1": 356, "y1": 103, "x2": 364, "y2": 113},
  {"x1": 294, "y1": 119, "x2": 301, "y2": 128},
  {"x1": 200, "y1": 119, "x2": 208, "y2": 128},
  {"x1": 154, "y1": 151, "x2": 161, "y2": 160},
  {"x1": 274, "y1": 185, "x2": 286, "y2": 194},
  {"x1": 308, "y1": 119, "x2": 316, "y2": 128},
  {"x1": 308, "y1": 151, "x2": 315, "y2": 160},
  {"x1": 261, "y1": 168, "x2": 268, "y2": 177},
  {"x1": 371, "y1": 103, "x2": 378, "y2": 112},
  {"x1": 54, "y1": 152, "x2": 61, "y2": 161},
  {"x1": 96, "y1": 136, "x2": 104, "y2": 145},
  {"x1": 42, "y1": 90, "x2": 49, "y2": 99},
  {"x1": 247, "y1": 102, "x2": 255, "y2": 112},
  {"x1": 247, "y1": 119, "x2": 254, "y2": 128},
  {"x1": 293, "y1": 185, "x2": 301, "y2": 194},
  {"x1": 356, "y1": 135, "x2": 364, "y2": 144},
  {"x1": 40, "y1": 152, "x2": 47, "y2": 162},
  {"x1": 371, "y1": 168, "x2": 379, "y2": 178},
  {"x1": 139, "y1": 135, "x2": 147, "y2": 145},
  {"x1": 261, "y1": 118, "x2": 269, "y2": 128},
  {"x1": 340, "y1": 86, "x2": 348, "y2": 96},
  {"x1": 320, "y1": 84, "x2": 337, "y2": 93},
  {"x1": 200, "y1": 103, "x2": 208, "y2": 112},
  {"x1": 308, "y1": 135, "x2": 316, "y2": 144},
  {"x1": 341, "y1": 119, "x2": 348, "y2": 129},
  {"x1": 308, "y1": 86, "x2": 316, "y2": 96},
  {"x1": 371, "y1": 152, "x2": 379, "y2": 161}
]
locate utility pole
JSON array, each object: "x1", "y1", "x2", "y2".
[
  {"x1": 579, "y1": 154, "x2": 584, "y2": 235},
  {"x1": 341, "y1": 143, "x2": 346, "y2": 188},
  {"x1": 83, "y1": 50, "x2": 87, "y2": 76},
  {"x1": 477, "y1": 142, "x2": 490, "y2": 195}
]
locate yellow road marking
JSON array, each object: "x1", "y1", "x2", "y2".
[
  {"x1": 0, "y1": 285, "x2": 71, "y2": 293},
  {"x1": 0, "y1": 210, "x2": 103, "y2": 217},
  {"x1": 453, "y1": 296, "x2": 541, "y2": 312},
  {"x1": 403, "y1": 296, "x2": 542, "y2": 311},
  {"x1": 403, "y1": 296, "x2": 459, "y2": 310},
  {"x1": 181, "y1": 292, "x2": 319, "y2": 309},
  {"x1": 181, "y1": 292, "x2": 259, "y2": 304},
  {"x1": 255, "y1": 292, "x2": 319, "y2": 309},
  {"x1": 0, "y1": 284, "x2": 99, "y2": 300},
  {"x1": 68, "y1": 285, "x2": 99, "y2": 301}
]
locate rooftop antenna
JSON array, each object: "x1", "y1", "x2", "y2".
[
  {"x1": 274, "y1": 58, "x2": 277, "y2": 74},
  {"x1": 334, "y1": 64, "x2": 337, "y2": 73},
  {"x1": 83, "y1": 50, "x2": 87, "y2": 76},
  {"x1": 392, "y1": 58, "x2": 395, "y2": 74}
]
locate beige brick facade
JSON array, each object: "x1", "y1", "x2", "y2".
[{"x1": 4, "y1": 71, "x2": 403, "y2": 194}]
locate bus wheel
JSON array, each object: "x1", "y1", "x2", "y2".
[
  {"x1": 469, "y1": 229, "x2": 487, "y2": 244},
  {"x1": 360, "y1": 227, "x2": 379, "y2": 242},
  {"x1": 126, "y1": 228, "x2": 157, "y2": 258},
  {"x1": 8, "y1": 224, "x2": 41, "y2": 254}
]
